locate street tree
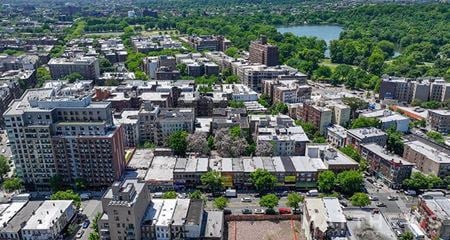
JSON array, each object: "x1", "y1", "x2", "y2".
[
  {"x1": 318, "y1": 170, "x2": 336, "y2": 193},
  {"x1": 214, "y1": 197, "x2": 228, "y2": 210},
  {"x1": 200, "y1": 171, "x2": 224, "y2": 194},
  {"x1": 0, "y1": 155, "x2": 10, "y2": 179},
  {"x1": 403, "y1": 172, "x2": 442, "y2": 190},
  {"x1": 189, "y1": 190, "x2": 203, "y2": 200},
  {"x1": 336, "y1": 170, "x2": 364, "y2": 195},
  {"x1": 386, "y1": 128, "x2": 404, "y2": 155},
  {"x1": 287, "y1": 192, "x2": 304, "y2": 209},
  {"x1": 163, "y1": 191, "x2": 178, "y2": 199},
  {"x1": 51, "y1": 190, "x2": 81, "y2": 208},
  {"x1": 398, "y1": 231, "x2": 414, "y2": 240},
  {"x1": 350, "y1": 192, "x2": 371, "y2": 207},
  {"x1": 187, "y1": 132, "x2": 210, "y2": 155},
  {"x1": 250, "y1": 169, "x2": 277, "y2": 194},
  {"x1": 167, "y1": 131, "x2": 188, "y2": 156},
  {"x1": 350, "y1": 117, "x2": 380, "y2": 129},
  {"x1": 2, "y1": 178, "x2": 23, "y2": 192},
  {"x1": 259, "y1": 194, "x2": 279, "y2": 209}
]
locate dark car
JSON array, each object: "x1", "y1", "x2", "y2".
[
  {"x1": 223, "y1": 208, "x2": 232, "y2": 215},
  {"x1": 376, "y1": 202, "x2": 386, "y2": 207},
  {"x1": 241, "y1": 208, "x2": 252, "y2": 214},
  {"x1": 82, "y1": 219, "x2": 90, "y2": 229}
]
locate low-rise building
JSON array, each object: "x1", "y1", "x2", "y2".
[
  {"x1": 48, "y1": 56, "x2": 100, "y2": 80},
  {"x1": 326, "y1": 125, "x2": 347, "y2": 148},
  {"x1": 173, "y1": 157, "x2": 209, "y2": 190},
  {"x1": 21, "y1": 200, "x2": 75, "y2": 240},
  {"x1": 361, "y1": 143, "x2": 414, "y2": 189},
  {"x1": 428, "y1": 109, "x2": 450, "y2": 134},
  {"x1": 222, "y1": 84, "x2": 258, "y2": 102},
  {"x1": 0, "y1": 200, "x2": 42, "y2": 240},
  {"x1": 346, "y1": 127, "x2": 388, "y2": 152},
  {"x1": 403, "y1": 140, "x2": 450, "y2": 178},
  {"x1": 416, "y1": 192, "x2": 450, "y2": 240},
  {"x1": 303, "y1": 197, "x2": 348, "y2": 240}
]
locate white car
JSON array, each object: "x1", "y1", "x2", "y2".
[
  {"x1": 76, "y1": 230, "x2": 84, "y2": 239},
  {"x1": 241, "y1": 197, "x2": 251, "y2": 202},
  {"x1": 1, "y1": 149, "x2": 5, "y2": 153}
]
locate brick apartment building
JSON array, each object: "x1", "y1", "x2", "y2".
[{"x1": 249, "y1": 36, "x2": 279, "y2": 66}]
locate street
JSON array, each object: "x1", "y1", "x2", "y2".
[{"x1": 74, "y1": 199, "x2": 102, "y2": 240}]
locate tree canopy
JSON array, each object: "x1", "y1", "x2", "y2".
[
  {"x1": 259, "y1": 194, "x2": 279, "y2": 209},
  {"x1": 250, "y1": 169, "x2": 277, "y2": 194}
]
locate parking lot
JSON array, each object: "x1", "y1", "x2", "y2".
[{"x1": 228, "y1": 220, "x2": 304, "y2": 240}]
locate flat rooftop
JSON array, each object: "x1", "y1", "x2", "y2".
[
  {"x1": 0, "y1": 201, "x2": 42, "y2": 233},
  {"x1": 405, "y1": 140, "x2": 450, "y2": 164},
  {"x1": 347, "y1": 127, "x2": 387, "y2": 139},
  {"x1": 127, "y1": 149, "x2": 153, "y2": 169},
  {"x1": 22, "y1": 200, "x2": 73, "y2": 230},
  {"x1": 144, "y1": 156, "x2": 177, "y2": 182}
]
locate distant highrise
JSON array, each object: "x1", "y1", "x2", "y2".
[{"x1": 249, "y1": 36, "x2": 279, "y2": 66}]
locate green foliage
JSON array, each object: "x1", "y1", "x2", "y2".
[
  {"x1": 336, "y1": 170, "x2": 364, "y2": 195},
  {"x1": 62, "y1": 72, "x2": 84, "y2": 83},
  {"x1": 350, "y1": 117, "x2": 380, "y2": 129},
  {"x1": 403, "y1": 172, "x2": 443, "y2": 190},
  {"x1": 342, "y1": 97, "x2": 368, "y2": 119},
  {"x1": 189, "y1": 190, "x2": 203, "y2": 200},
  {"x1": 350, "y1": 192, "x2": 371, "y2": 207},
  {"x1": 427, "y1": 131, "x2": 445, "y2": 144},
  {"x1": 386, "y1": 128, "x2": 404, "y2": 155},
  {"x1": 51, "y1": 190, "x2": 81, "y2": 208},
  {"x1": 250, "y1": 169, "x2": 277, "y2": 194},
  {"x1": 229, "y1": 125, "x2": 242, "y2": 139},
  {"x1": 163, "y1": 191, "x2": 178, "y2": 199},
  {"x1": 195, "y1": 75, "x2": 219, "y2": 85},
  {"x1": 339, "y1": 146, "x2": 362, "y2": 162},
  {"x1": 224, "y1": 47, "x2": 239, "y2": 58},
  {"x1": 228, "y1": 100, "x2": 245, "y2": 108},
  {"x1": 259, "y1": 194, "x2": 279, "y2": 209},
  {"x1": 201, "y1": 171, "x2": 224, "y2": 193},
  {"x1": 167, "y1": 131, "x2": 188, "y2": 156},
  {"x1": 2, "y1": 178, "x2": 23, "y2": 192},
  {"x1": 140, "y1": 141, "x2": 156, "y2": 149},
  {"x1": 214, "y1": 196, "x2": 229, "y2": 210},
  {"x1": 224, "y1": 75, "x2": 239, "y2": 84},
  {"x1": 0, "y1": 155, "x2": 10, "y2": 178},
  {"x1": 318, "y1": 170, "x2": 336, "y2": 193},
  {"x1": 270, "y1": 102, "x2": 288, "y2": 115},
  {"x1": 258, "y1": 94, "x2": 272, "y2": 108},
  {"x1": 88, "y1": 232, "x2": 100, "y2": 240},
  {"x1": 207, "y1": 136, "x2": 215, "y2": 150},
  {"x1": 287, "y1": 192, "x2": 304, "y2": 209},
  {"x1": 398, "y1": 231, "x2": 414, "y2": 240},
  {"x1": 312, "y1": 136, "x2": 326, "y2": 143},
  {"x1": 36, "y1": 67, "x2": 52, "y2": 87},
  {"x1": 135, "y1": 71, "x2": 148, "y2": 80},
  {"x1": 294, "y1": 120, "x2": 318, "y2": 139},
  {"x1": 312, "y1": 66, "x2": 332, "y2": 81}
]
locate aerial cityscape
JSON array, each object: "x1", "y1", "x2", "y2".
[{"x1": 0, "y1": 0, "x2": 449, "y2": 239}]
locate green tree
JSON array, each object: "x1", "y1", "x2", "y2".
[
  {"x1": 259, "y1": 194, "x2": 279, "y2": 209},
  {"x1": 336, "y1": 170, "x2": 364, "y2": 195},
  {"x1": 36, "y1": 67, "x2": 52, "y2": 87},
  {"x1": 350, "y1": 192, "x2": 371, "y2": 207},
  {"x1": 398, "y1": 231, "x2": 414, "y2": 240},
  {"x1": 250, "y1": 169, "x2": 277, "y2": 194},
  {"x1": 0, "y1": 155, "x2": 10, "y2": 179},
  {"x1": 189, "y1": 190, "x2": 203, "y2": 200},
  {"x1": 287, "y1": 192, "x2": 304, "y2": 209},
  {"x1": 88, "y1": 232, "x2": 100, "y2": 240},
  {"x1": 224, "y1": 47, "x2": 239, "y2": 58},
  {"x1": 318, "y1": 170, "x2": 336, "y2": 193},
  {"x1": 51, "y1": 190, "x2": 81, "y2": 208},
  {"x1": 386, "y1": 128, "x2": 404, "y2": 155},
  {"x1": 270, "y1": 102, "x2": 288, "y2": 115},
  {"x1": 427, "y1": 131, "x2": 445, "y2": 144},
  {"x1": 228, "y1": 100, "x2": 245, "y2": 108},
  {"x1": 294, "y1": 120, "x2": 318, "y2": 139},
  {"x1": 167, "y1": 131, "x2": 188, "y2": 156},
  {"x1": 258, "y1": 94, "x2": 271, "y2": 108},
  {"x1": 312, "y1": 66, "x2": 332, "y2": 81},
  {"x1": 200, "y1": 171, "x2": 224, "y2": 194},
  {"x1": 350, "y1": 117, "x2": 380, "y2": 129},
  {"x1": 339, "y1": 146, "x2": 362, "y2": 162},
  {"x1": 63, "y1": 72, "x2": 84, "y2": 83},
  {"x1": 225, "y1": 75, "x2": 239, "y2": 84},
  {"x1": 214, "y1": 196, "x2": 228, "y2": 210},
  {"x1": 403, "y1": 172, "x2": 442, "y2": 190},
  {"x1": 163, "y1": 191, "x2": 178, "y2": 199},
  {"x1": 342, "y1": 97, "x2": 368, "y2": 119},
  {"x1": 2, "y1": 178, "x2": 23, "y2": 192},
  {"x1": 135, "y1": 70, "x2": 148, "y2": 80}
]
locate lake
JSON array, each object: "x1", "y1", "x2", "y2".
[{"x1": 277, "y1": 25, "x2": 343, "y2": 57}]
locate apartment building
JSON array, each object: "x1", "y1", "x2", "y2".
[
  {"x1": 361, "y1": 143, "x2": 413, "y2": 189},
  {"x1": 0, "y1": 199, "x2": 42, "y2": 240},
  {"x1": 187, "y1": 35, "x2": 230, "y2": 52},
  {"x1": 326, "y1": 125, "x2": 347, "y2": 148},
  {"x1": 346, "y1": 127, "x2": 387, "y2": 152},
  {"x1": 238, "y1": 64, "x2": 299, "y2": 92},
  {"x1": 303, "y1": 197, "x2": 348, "y2": 240},
  {"x1": 138, "y1": 103, "x2": 195, "y2": 146},
  {"x1": 416, "y1": 192, "x2": 450, "y2": 240},
  {"x1": 3, "y1": 87, "x2": 126, "y2": 189},
  {"x1": 48, "y1": 56, "x2": 100, "y2": 80},
  {"x1": 98, "y1": 38, "x2": 128, "y2": 63},
  {"x1": 0, "y1": 79, "x2": 22, "y2": 126},
  {"x1": 98, "y1": 179, "x2": 151, "y2": 240},
  {"x1": 380, "y1": 77, "x2": 450, "y2": 103},
  {"x1": 21, "y1": 200, "x2": 75, "y2": 240},
  {"x1": 249, "y1": 36, "x2": 279, "y2": 66},
  {"x1": 298, "y1": 102, "x2": 332, "y2": 135},
  {"x1": 328, "y1": 103, "x2": 351, "y2": 127},
  {"x1": 428, "y1": 110, "x2": 450, "y2": 133},
  {"x1": 222, "y1": 84, "x2": 258, "y2": 102},
  {"x1": 211, "y1": 108, "x2": 249, "y2": 134},
  {"x1": 113, "y1": 110, "x2": 140, "y2": 147},
  {"x1": 403, "y1": 140, "x2": 450, "y2": 178},
  {"x1": 262, "y1": 77, "x2": 311, "y2": 104}
]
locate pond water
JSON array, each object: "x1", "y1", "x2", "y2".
[{"x1": 277, "y1": 25, "x2": 344, "y2": 57}]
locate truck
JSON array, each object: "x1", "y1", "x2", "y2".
[{"x1": 224, "y1": 189, "x2": 237, "y2": 197}]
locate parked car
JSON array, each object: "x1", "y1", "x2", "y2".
[
  {"x1": 223, "y1": 208, "x2": 232, "y2": 215},
  {"x1": 254, "y1": 208, "x2": 265, "y2": 214},
  {"x1": 339, "y1": 201, "x2": 348, "y2": 207},
  {"x1": 306, "y1": 189, "x2": 319, "y2": 197},
  {"x1": 387, "y1": 195, "x2": 398, "y2": 201},
  {"x1": 292, "y1": 208, "x2": 302, "y2": 214},
  {"x1": 376, "y1": 202, "x2": 386, "y2": 207},
  {"x1": 76, "y1": 230, "x2": 85, "y2": 239},
  {"x1": 241, "y1": 197, "x2": 252, "y2": 202},
  {"x1": 242, "y1": 208, "x2": 252, "y2": 214},
  {"x1": 82, "y1": 219, "x2": 90, "y2": 229},
  {"x1": 369, "y1": 195, "x2": 379, "y2": 201},
  {"x1": 265, "y1": 208, "x2": 277, "y2": 215},
  {"x1": 278, "y1": 208, "x2": 292, "y2": 214},
  {"x1": 404, "y1": 190, "x2": 417, "y2": 196},
  {"x1": 153, "y1": 192, "x2": 163, "y2": 198}
]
